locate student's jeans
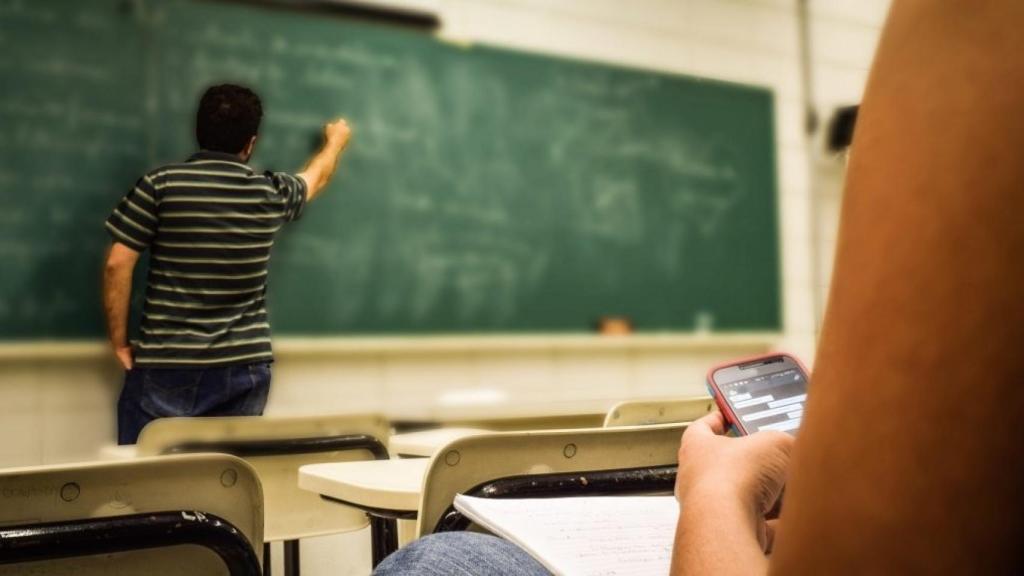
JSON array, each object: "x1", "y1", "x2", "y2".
[
  {"x1": 117, "y1": 363, "x2": 271, "y2": 445},
  {"x1": 373, "y1": 532, "x2": 551, "y2": 576}
]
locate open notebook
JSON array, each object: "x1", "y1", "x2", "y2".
[{"x1": 454, "y1": 495, "x2": 679, "y2": 576}]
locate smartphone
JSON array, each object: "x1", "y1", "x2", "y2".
[{"x1": 706, "y1": 353, "x2": 809, "y2": 436}]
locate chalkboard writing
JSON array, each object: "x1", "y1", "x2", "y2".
[{"x1": 0, "y1": 0, "x2": 780, "y2": 337}]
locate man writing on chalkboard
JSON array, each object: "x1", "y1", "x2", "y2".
[{"x1": 102, "y1": 84, "x2": 351, "y2": 444}]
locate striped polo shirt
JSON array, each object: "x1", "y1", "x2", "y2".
[{"x1": 105, "y1": 151, "x2": 307, "y2": 368}]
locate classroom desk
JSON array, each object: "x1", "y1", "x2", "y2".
[
  {"x1": 388, "y1": 427, "x2": 490, "y2": 457},
  {"x1": 98, "y1": 444, "x2": 138, "y2": 460},
  {"x1": 299, "y1": 459, "x2": 428, "y2": 566},
  {"x1": 389, "y1": 401, "x2": 608, "y2": 433}
]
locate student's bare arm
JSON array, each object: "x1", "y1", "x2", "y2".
[
  {"x1": 771, "y1": 2, "x2": 1024, "y2": 574},
  {"x1": 103, "y1": 242, "x2": 141, "y2": 370},
  {"x1": 298, "y1": 119, "x2": 352, "y2": 202}
]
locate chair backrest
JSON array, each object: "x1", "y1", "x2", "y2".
[
  {"x1": 136, "y1": 413, "x2": 390, "y2": 542},
  {"x1": 603, "y1": 396, "x2": 715, "y2": 427},
  {"x1": 0, "y1": 454, "x2": 262, "y2": 575},
  {"x1": 416, "y1": 423, "x2": 686, "y2": 537}
]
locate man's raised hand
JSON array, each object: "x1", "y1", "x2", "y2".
[{"x1": 325, "y1": 118, "x2": 352, "y2": 149}]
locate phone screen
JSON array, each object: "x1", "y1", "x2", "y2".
[{"x1": 715, "y1": 359, "x2": 808, "y2": 435}]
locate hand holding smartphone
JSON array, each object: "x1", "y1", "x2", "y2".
[{"x1": 706, "y1": 353, "x2": 809, "y2": 436}]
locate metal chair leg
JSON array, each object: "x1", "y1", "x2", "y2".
[
  {"x1": 284, "y1": 540, "x2": 300, "y2": 576},
  {"x1": 369, "y1": 517, "x2": 398, "y2": 567},
  {"x1": 263, "y1": 542, "x2": 272, "y2": 576}
]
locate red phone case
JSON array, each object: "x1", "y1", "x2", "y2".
[{"x1": 705, "y1": 352, "x2": 810, "y2": 435}]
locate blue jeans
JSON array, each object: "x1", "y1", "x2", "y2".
[
  {"x1": 117, "y1": 363, "x2": 271, "y2": 445},
  {"x1": 373, "y1": 532, "x2": 551, "y2": 576}
]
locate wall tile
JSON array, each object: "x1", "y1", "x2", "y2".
[
  {"x1": 809, "y1": 0, "x2": 891, "y2": 27},
  {"x1": 269, "y1": 356, "x2": 386, "y2": 416},
  {"x1": 811, "y1": 16, "x2": 882, "y2": 69},
  {"x1": 552, "y1": 351, "x2": 631, "y2": 400}
]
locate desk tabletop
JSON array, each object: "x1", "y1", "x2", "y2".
[
  {"x1": 387, "y1": 400, "x2": 610, "y2": 424},
  {"x1": 388, "y1": 427, "x2": 491, "y2": 457},
  {"x1": 98, "y1": 444, "x2": 139, "y2": 460},
  {"x1": 299, "y1": 458, "x2": 429, "y2": 512}
]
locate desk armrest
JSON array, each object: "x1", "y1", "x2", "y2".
[
  {"x1": 432, "y1": 464, "x2": 677, "y2": 533},
  {"x1": 162, "y1": 433, "x2": 390, "y2": 461},
  {"x1": 0, "y1": 510, "x2": 260, "y2": 576}
]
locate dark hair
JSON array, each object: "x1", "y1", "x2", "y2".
[{"x1": 195, "y1": 84, "x2": 263, "y2": 154}]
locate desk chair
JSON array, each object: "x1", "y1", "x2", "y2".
[
  {"x1": 0, "y1": 454, "x2": 262, "y2": 575},
  {"x1": 603, "y1": 396, "x2": 715, "y2": 427},
  {"x1": 137, "y1": 413, "x2": 390, "y2": 576},
  {"x1": 416, "y1": 423, "x2": 687, "y2": 538}
]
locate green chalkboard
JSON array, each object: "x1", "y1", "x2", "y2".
[{"x1": 0, "y1": 0, "x2": 780, "y2": 338}]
